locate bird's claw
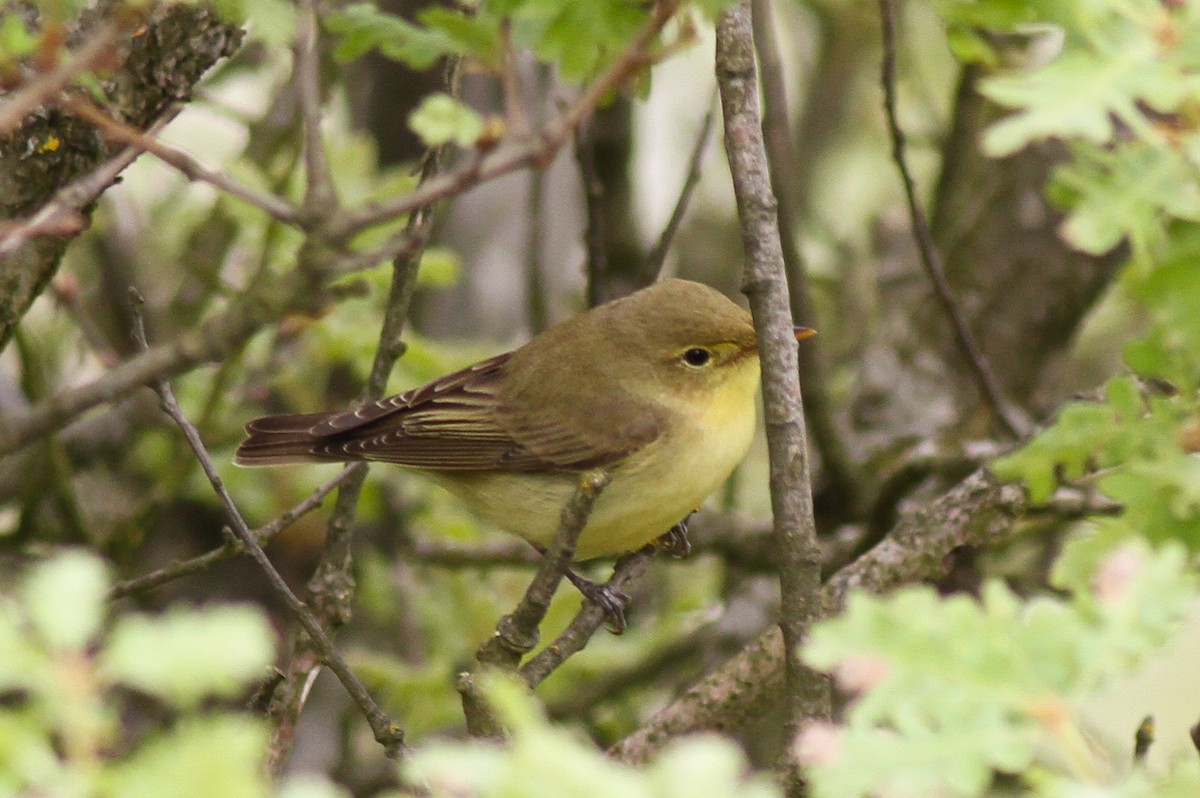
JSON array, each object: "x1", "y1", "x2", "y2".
[
  {"x1": 566, "y1": 569, "x2": 630, "y2": 634},
  {"x1": 654, "y1": 516, "x2": 693, "y2": 559}
]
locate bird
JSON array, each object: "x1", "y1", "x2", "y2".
[{"x1": 236, "y1": 278, "x2": 813, "y2": 627}]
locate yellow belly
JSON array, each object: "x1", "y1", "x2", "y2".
[{"x1": 429, "y1": 368, "x2": 760, "y2": 560}]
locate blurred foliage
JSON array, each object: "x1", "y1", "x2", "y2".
[
  {"x1": 0, "y1": 550, "x2": 331, "y2": 798},
  {"x1": 803, "y1": 542, "x2": 1196, "y2": 797},
  {"x1": 805, "y1": 0, "x2": 1200, "y2": 795},
  {"x1": 5, "y1": 0, "x2": 1200, "y2": 793},
  {"x1": 406, "y1": 675, "x2": 781, "y2": 798}
]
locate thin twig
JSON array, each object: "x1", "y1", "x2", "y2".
[
  {"x1": 0, "y1": 22, "x2": 122, "y2": 136},
  {"x1": 129, "y1": 298, "x2": 404, "y2": 758},
  {"x1": 476, "y1": 471, "x2": 611, "y2": 670},
  {"x1": 60, "y1": 95, "x2": 304, "y2": 225},
  {"x1": 461, "y1": 470, "x2": 611, "y2": 738},
  {"x1": 643, "y1": 91, "x2": 717, "y2": 278},
  {"x1": 717, "y1": 3, "x2": 829, "y2": 792},
  {"x1": 519, "y1": 548, "x2": 653, "y2": 688},
  {"x1": 877, "y1": 0, "x2": 1023, "y2": 439},
  {"x1": 326, "y1": 0, "x2": 682, "y2": 242},
  {"x1": 267, "y1": 143, "x2": 449, "y2": 771},
  {"x1": 108, "y1": 463, "x2": 364, "y2": 600},
  {"x1": 610, "y1": 469, "x2": 1113, "y2": 763}
]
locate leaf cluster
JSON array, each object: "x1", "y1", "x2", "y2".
[
  {"x1": 0, "y1": 550, "x2": 340, "y2": 798},
  {"x1": 802, "y1": 543, "x2": 1197, "y2": 797},
  {"x1": 801, "y1": 1, "x2": 1200, "y2": 795}
]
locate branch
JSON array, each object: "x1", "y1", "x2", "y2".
[
  {"x1": 107, "y1": 463, "x2": 364, "y2": 600},
  {"x1": 716, "y1": 3, "x2": 829, "y2": 790},
  {"x1": 877, "y1": 0, "x2": 1024, "y2": 439},
  {"x1": 59, "y1": 95, "x2": 303, "y2": 225},
  {"x1": 460, "y1": 470, "x2": 611, "y2": 738},
  {"x1": 130, "y1": 301, "x2": 404, "y2": 759},
  {"x1": 519, "y1": 548, "x2": 653, "y2": 688},
  {"x1": 267, "y1": 141, "x2": 450, "y2": 771},
  {"x1": 0, "y1": 23, "x2": 123, "y2": 136},
  {"x1": 642, "y1": 92, "x2": 717, "y2": 278},
  {"x1": 609, "y1": 467, "x2": 1041, "y2": 764},
  {"x1": 325, "y1": 0, "x2": 682, "y2": 243}
]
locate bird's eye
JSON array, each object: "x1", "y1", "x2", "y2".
[{"x1": 682, "y1": 347, "x2": 712, "y2": 367}]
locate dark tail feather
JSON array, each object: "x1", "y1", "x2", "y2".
[{"x1": 234, "y1": 411, "x2": 348, "y2": 466}]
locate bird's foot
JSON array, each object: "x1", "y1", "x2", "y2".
[
  {"x1": 653, "y1": 515, "x2": 693, "y2": 559},
  {"x1": 565, "y1": 569, "x2": 630, "y2": 634}
]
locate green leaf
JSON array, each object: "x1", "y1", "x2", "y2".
[
  {"x1": 100, "y1": 605, "x2": 275, "y2": 708},
  {"x1": 801, "y1": 546, "x2": 1195, "y2": 797},
  {"x1": 408, "y1": 94, "x2": 485, "y2": 148},
  {"x1": 1051, "y1": 141, "x2": 1200, "y2": 255},
  {"x1": 417, "y1": 7, "x2": 502, "y2": 68},
  {"x1": 324, "y1": 3, "x2": 456, "y2": 67},
  {"x1": 103, "y1": 715, "x2": 270, "y2": 798},
  {"x1": 0, "y1": 14, "x2": 37, "y2": 65},
  {"x1": 22, "y1": 550, "x2": 109, "y2": 653}
]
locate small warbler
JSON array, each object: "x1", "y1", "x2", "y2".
[{"x1": 236, "y1": 279, "x2": 813, "y2": 562}]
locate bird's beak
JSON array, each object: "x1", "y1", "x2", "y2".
[{"x1": 794, "y1": 326, "x2": 817, "y2": 341}]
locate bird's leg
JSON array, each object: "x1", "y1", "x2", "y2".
[
  {"x1": 529, "y1": 542, "x2": 631, "y2": 634},
  {"x1": 653, "y1": 512, "x2": 694, "y2": 559},
  {"x1": 564, "y1": 568, "x2": 630, "y2": 634}
]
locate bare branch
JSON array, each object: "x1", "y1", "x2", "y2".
[
  {"x1": 643, "y1": 92, "x2": 717, "y2": 279},
  {"x1": 609, "y1": 467, "x2": 1057, "y2": 763},
  {"x1": 326, "y1": 0, "x2": 683, "y2": 243},
  {"x1": 129, "y1": 301, "x2": 404, "y2": 760},
  {"x1": 267, "y1": 142, "x2": 449, "y2": 770},
  {"x1": 519, "y1": 548, "x2": 653, "y2": 688},
  {"x1": 461, "y1": 470, "x2": 611, "y2": 738},
  {"x1": 0, "y1": 23, "x2": 122, "y2": 136},
  {"x1": 878, "y1": 0, "x2": 1024, "y2": 439},
  {"x1": 716, "y1": 3, "x2": 829, "y2": 790},
  {"x1": 107, "y1": 464, "x2": 364, "y2": 600},
  {"x1": 60, "y1": 96, "x2": 304, "y2": 225}
]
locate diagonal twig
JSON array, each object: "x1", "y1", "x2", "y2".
[
  {"x1": 60, "y1": 95, "x2": 303, "y2": 225},
  {"x1": 107, "y1": 463, "x2": 364, "y2": 600},
  {"x1": 460, "y1": 470, "x2": 611, "y2": 738},
  {"x1": 326, "y1": 0, "x2": 683, "y2": 243},
  {"x1": 878, "y1": 0, "x2": 1023, "y2": 439},
  {"x1": 129, "y1": 297, "x2": 404, "y2": 759},
  {"x1": 643, "y1": 91, "x2": 718, "y2": 279},
  {"x1": 519, "y1": 547, "x2": 652, "y2": 688}
]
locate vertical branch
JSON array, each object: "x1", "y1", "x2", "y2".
[
  {"x1": 750, "y1": 0, "x2": 862, "y2": 518},
  {"x1": 716, "y1": 2, "x2": 830, "y2": 792},
  {"x1": 296, "y1": 0, "x2": 336, "y2": 216},
  {"x1": 877, "y1": 0, "x2": 1023, "y2": 439}
]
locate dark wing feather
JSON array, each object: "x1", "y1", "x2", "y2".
[{"x1": 236, "y1": 350, "x2": 654, "y2": 471}]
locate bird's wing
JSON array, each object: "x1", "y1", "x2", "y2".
[{"x1": 239, "y1": 351, "x2": 657, "y2": 471}]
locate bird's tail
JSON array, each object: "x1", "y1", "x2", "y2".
[{"x1": 234, "y1": 412, "x2": 350, "y2": 466}]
